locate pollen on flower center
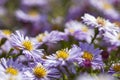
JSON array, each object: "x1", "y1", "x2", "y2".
[
  {"x1": 2, "y1": 30, "x2": 12, "y2": 36},
  {"x1": 82, "y1": 51, "x2": 93, "y2": 61},
  {"x1": 22, "y1": 40, "x2": 33, "y2": 51},
  {"x1": 117, "y1": 33, "x2": 120, "y2": 40},
  {"x1": 113, "y1": 63, "x2": 120, "y2": 72},
  {"x1": 33, "y1": 65, "x2": 47, "y2": 78},
  {"x1": 96, "y1": 17, "x2": 105, "y2": 26},
  {"x1": 82, "y1": 27, "x2": 88, "y2": 32},
  {"x1": 103, "y1": 3, "x2": 112, "y2": 10},
  {"x1": 36, "y1": 34, "x2": 46, "y2": 42},
  {"x1": 69, "y1": 29, "x2": 74, "y2": 33},
  {"x1": 28, "y1": 10, "x2": 39, "y2": 17},
  {"x1": 6, "y1": 67, "x2": 18, "y2": 75},
  {"x1": 56, "y1": 49, "x2": 69, "y2": 60}
]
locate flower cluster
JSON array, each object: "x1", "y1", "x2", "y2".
[{"x1": 0, "y1": 0, "x2": 120, "y2": 80}]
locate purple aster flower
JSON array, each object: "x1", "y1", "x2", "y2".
[
  {"x1": 10, "y1": 31, "x2": 43, "y2": 60},
  {"x1": 45, "y1": 45, "x2": 82, "y2": 75},
  {"x1": 76, "y1": 43, "x2": 103, "y2": 70},
  {"x1": 24, "y1": 63, "x2": 60, "y2": 80},
  {"x1": 0, "y1": 29, "x2": 12, "y2": 39},
  {"x1": 103, "y1": 30, "x2": 120, "y2": 46},
  {"x1": 88, "y1": 0, "x2": 120, "y2": 21},
  {"x1": 15, "y1": 9, "x2": 41, "y2": 22},
  {"x1": 65, "y1": 20, "x2": 94, "y2": 43},
  {"x1": 0, "y1": 58, "x2": 24, "y2": 80},
  {"x1": 46, "y1": 45, "x2": 81, "y2": 66},
  {"x1": 81, "y1": 13, "x2": 119, "y2": 32},
  {"x1": 43, "y1": 31, "x2": 68, "y2": 44}
]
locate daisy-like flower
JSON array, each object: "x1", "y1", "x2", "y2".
[
  {"x1": 10, "y1": 31, "x2": 43, "y2": 59},
  {"x1": 89, "y1": 0, "x2": 120, "y2": 20},
  {"x1": 76, "y1": 43, "x2": 103, "y2": 70},
  {"x1": 0, "y1": 29, "x2": 12, "y2": 39},
  {"x1": 65, "y1": 20, "x2": 94, "y2": 43},
  {"x1": 0, "y1": 58, "x2": 24, "y2": 80},
  {"x1": 109, "y1": 63, "x2": 120, "y2": 74},
  {"x1": 15, "y1": 9, "x2": 41, "y2": 22},
  {"x1": 81, "y1": 13, "x2": 119, "y2": 32},
  {"x1": 35, "y1": 31, "x2": 48, "y2": 45},
  {"x1": 24, "y1": 63, "x2": 60, "y2": 80},
  {"x1": 46, "y1": 45, "x2": 81, "y2": 66},
  {"x1": 103, "y1": 30, "x2": 120, "y2": 46}
]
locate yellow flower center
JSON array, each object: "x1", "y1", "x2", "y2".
[
  {"x1": 69, "y1": 29, "x2": 74, "y2": 33},
  {"x1": 118, "y1": 33, "x2": 120, "y2": 40},
  {"x1": 103, "y1": 2, "x2": 112, "y2": 10},
  {"x1": 56, "y1": 49, "x2": 69, "y2": 60},
  {"x1": 33, "y1": 65, "x2": 47, "y2": 78},
  {"x1": 6, "y1": 67, "x2": 18, "y2": 75},
  {"x1": 28, "y1": 10, "x2": 39, "y2": 17},
  {"x1": 2, "y1": 30, "x2": 12, "y2": 36},
  {"x1": 96, "y1": 17, "x2": 105, "y2": 26},
  {"x1": 82, "y1": 26, "x2": 88, "y2": 32},
  {"x1": 36, "y1": 33, "x2": 46, "y2": 42},
  {"x1": 82, "y1": 51, "x2": 93, "y2": 61},
  {"x1": 113, "y1": 63, "x2": 120, "y2": 72},
  {"x1": 22, "y1": 40, "x2": 33, "y2": 51}
]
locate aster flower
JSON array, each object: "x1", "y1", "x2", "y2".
[
  {"x1": 109, "y1": 63, "x2": 120, "y2": 74},
  {"x1": 0, "y1": 58, "x2": 24, "y2": 80},
  {"x1": 103, "y1": 30, "x2": 120, "y2": 46},
  {"x1": 45, "y1": 45, "x2": 81, "y2": 75},
  {"x1": 65, "y1": 20, "x2": 94, "y2": 43},
  {"x1": 89, "y1": 0, "x2": 120, "y2": 20},
  {"x1": 0, "y1": 29, "x2": 12, "y2": 39},
  {"x1": 46, "y1": 45, "x2": 81, "y2": 66},
  {"x1": 35, "y1": 31, "x2": 49, "y2": 45},
  {"x1": 24, "y1": 63, "x2": 60, "y2": 80},
  {"x1": 15, "y1": 9, "x2": 41, "y2": 22},
  {"x1": 10, "y1": 31, "x2": 43, "y2": 59},
  {"x1": 81, "y1": 13, "x2": 119, "y2": 32},
  {"x1": 76, "y1": 43, "x2": 103, "y2": 70}
]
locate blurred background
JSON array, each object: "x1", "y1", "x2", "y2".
[{"x1": 0, "y1": 0, "x2": 120, "y2": 36}]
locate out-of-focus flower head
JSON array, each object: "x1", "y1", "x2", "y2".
[
  {"x1": 65, "y1": 20, "x2": 94, "y2": 43},
  {"x1": 0, "y1": 29, "x2": 12, "y2": 39},
  {"x1": 76, "y1": 73, "x2": 117, "y2": 80},
  {"x1": 15, "y1": 9, "x2": 42, "y2": 23},
  {"x1": 0, "y1": 58, "x2": 24, "y2": 80},
  {"x1": 89, "y1": 0, "x2": 120, "y2": 21},
  {"x1": 109, "y1": 63, "x2": 120, "y2": 74},
  {"x1": 21, "y1": 0, "x2": 48, "y2": 7},
  {"x1": 43, "y1": 31, "x2": 68, "y2": 44},
  {"x1": 103, "y1": 30, "x2": 120, "y2": 46}
]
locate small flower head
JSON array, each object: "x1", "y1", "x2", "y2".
[
  {"x1": 24, "y1": 63, "x2": 60, "y2": 80},
  {"x1": 10, "y1": 31, "x2": 43, "y2": 59},
  {"x1": 77, "y1": 43, "x2": 103, "y2": 69}
]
